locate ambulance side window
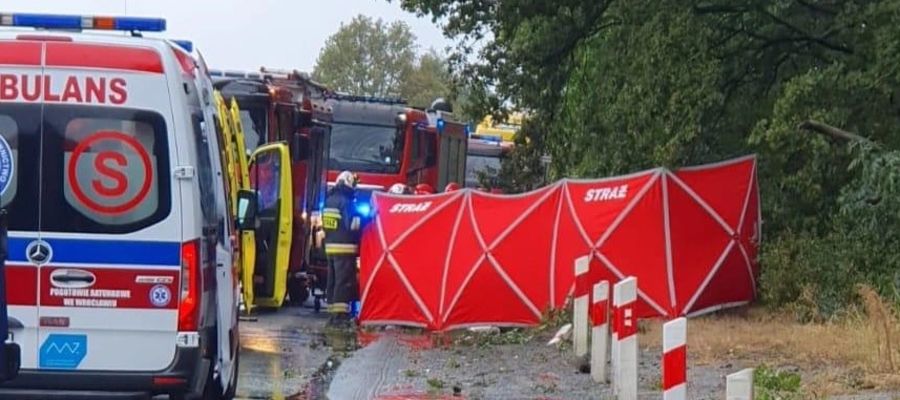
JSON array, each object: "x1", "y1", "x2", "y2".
[
  {"x1": 0, "y1": 115, "x2": 19, "y2": 208},
  {"x1": 0, "y1": 106, "x2": 39, "y2": 231},
  {"x1": 41, "y1": 106, "x2": 171, "y2": 234},
  {"x1": 191, "y1": 112, "x2": 217, "y2": 226}
]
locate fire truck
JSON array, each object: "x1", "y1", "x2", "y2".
[
  {"x1": 465, "y1": 115, "x2": 519, "y2": 191},
  {"x1": 324, "y1": 96, "x2": 468, "y2": 198},
  {"x1": 211, "y1": 68, "x2": 332, "y2": 310}
]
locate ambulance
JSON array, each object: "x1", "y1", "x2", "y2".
[{"x1": 0, "y1": 13, "x2": 241, "y2": 399}]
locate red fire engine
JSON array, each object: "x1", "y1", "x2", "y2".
[
  {"x1": 324, "y1": 96, "x2": 468, "y2": 197},
  {"x1": 212, "y1": 68, "x2": 332, "y2": 309}
]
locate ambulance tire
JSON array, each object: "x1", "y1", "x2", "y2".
[
  {"x1": 199, "y1": 361, "x2": 231, "y2": 400},
  {"x1": 223, "y1": 350, "x2": 240, "y2": 399}
]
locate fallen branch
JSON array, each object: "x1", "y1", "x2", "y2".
[{"x1": 797, "y1": 119, "x2": 869, "y2": 143}]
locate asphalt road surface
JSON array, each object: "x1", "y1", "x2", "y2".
[{"x1": 234, "y1": 304, "x2": 333, "y2": 400}]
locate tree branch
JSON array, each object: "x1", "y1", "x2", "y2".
[{"x1": 797, "y1": 119, "x2": 868, "y2": 142}]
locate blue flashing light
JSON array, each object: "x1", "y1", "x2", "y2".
[
  {"x1": 355, "y1": 202, "x2": 372, "y2": 218},
  {"x1": 112, "y1": 16, "x2": 166, "y2": 32},
  {"x1": 1, "y1": 13, "x2": 166, "y2": 32},
  {"x1": 436, "y1": 118, "x2": 446, "y2": 134},
  {"x1": 171, "y1": 40, "x2": 193, "y2": 53},
  {"x1": 12, "y1": 13, "x2": 82, "y2": 30}
]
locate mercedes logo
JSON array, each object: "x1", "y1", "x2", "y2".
[{"x1": 25, "y1": 240, "x2": 52, "y2": 265}]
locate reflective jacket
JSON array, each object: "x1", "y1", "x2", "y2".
[{"x1": 322, "y1": 184, "x2": 360, "y2": 256}]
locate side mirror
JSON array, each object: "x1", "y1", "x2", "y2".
[{"x1": 236, "y1": 189, "x2": 258, "y2": 231}]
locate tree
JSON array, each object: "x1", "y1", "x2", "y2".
[
  {"x1": 401, "y1": 50, "x2": 453, "y2": 108},
  {"x1": 313, "y1": 15, "x2": 417, "y2": 98},
  {"x1": 313, "y1": 15, "x2": 455, "y2": 108}
]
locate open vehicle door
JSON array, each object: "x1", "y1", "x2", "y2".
[
  {"x1": 229, "y1": 99, "x2": 256, "y2": 311},
  {"x1": 248, "y1": 143, "x2": 293, "y2": 308},
  {"x1": 193, "y1": 51, "x2": 238, "y2": 395}
]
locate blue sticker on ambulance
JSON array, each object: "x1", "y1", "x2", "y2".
[{"x1": 39, "y1": 334, "x2": 87, "y2": 369}]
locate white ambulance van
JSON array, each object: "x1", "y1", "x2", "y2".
[{"x1": 0, "y1": 13, "x2": 240, "y2": 399}]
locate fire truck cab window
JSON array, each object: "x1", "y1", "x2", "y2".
[
  {"x1": 239, "y1": 108, "x2": 266, "y2": 154},
  {"x1": 329, "y1": 122, "x2": 404, "y2": 174}
]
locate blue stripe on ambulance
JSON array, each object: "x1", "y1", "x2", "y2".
[{"x1": 7, "y1": 237, "x2": 180, "y2": 266}]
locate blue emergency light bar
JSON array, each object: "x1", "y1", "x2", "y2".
[
  {"x1": 171, "y1": 40, "x2": 193, "y2": 53},
  {"x1": 0, "y1": 13, "x2": 166, "y2": 32}
]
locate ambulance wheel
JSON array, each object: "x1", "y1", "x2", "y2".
[
  {"x1": 199, "y1": 363, "x2": 232, "y2": 400},
  {"x1": 223, "y1": 350, "x2": 240, "y2": 399}
]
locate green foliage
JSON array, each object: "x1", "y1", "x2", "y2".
[
  {"x1": 313, "y1": 15, "x2": 453, "y2": 107},
  {"x1": 397, "y1": 0, "x2": 900, "y2": 317},
  {"x1": 754, "y1": 365, "x2": 804, "y2": 400}
]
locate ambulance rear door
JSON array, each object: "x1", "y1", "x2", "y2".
[{"x1": 35, "y1": 40, "x2": 182, "y2": 372}]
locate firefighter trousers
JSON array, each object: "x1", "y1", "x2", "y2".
[{"x1": 326, "y1": 254, "x2": 359, "y2": 313}]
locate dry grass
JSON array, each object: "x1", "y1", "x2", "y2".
[{"x1": 639, "y1": 287, "x2": 900, "y2": 396}]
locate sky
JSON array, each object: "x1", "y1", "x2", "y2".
[{"x1": 3, "y1": 0, "x2": 453, "y2": 72}]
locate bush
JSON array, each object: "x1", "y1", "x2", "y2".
[
  {"x1": 760, "y1": 145, "x2": 900, "y2": 319},
  {"x1": 754, "y1": 365, "x2": 803, "y2": 400}
]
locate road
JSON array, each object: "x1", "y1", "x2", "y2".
[{"x1": 234, "y1": 304, "x2": 335, "y2": 400}]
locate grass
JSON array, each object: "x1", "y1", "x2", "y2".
[{"x1": 639, "y1": 286, "x2": 900, "y2": 396}]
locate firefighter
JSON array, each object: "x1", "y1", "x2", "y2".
[
  {"x1": 414, "y1": 183, "x2": 435, "y2": 195},
  {"x1": 444, "y1": 182, "x2": 461, "y2": 192},
  {"x1": 322, "y1": 171, "x2": 361, "y2": 325}
]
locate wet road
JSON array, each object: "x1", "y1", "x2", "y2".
[{"x1": 234, "y1": 305, "x2": 332, "y2": 400}]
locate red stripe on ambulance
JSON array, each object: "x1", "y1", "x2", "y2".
[
  {"x1": 40, "y1": 267, "x2": 179, "y2": 310},
  {"x1": 0, "y1": 41, "x2": 41, "y2": 66},
  {"x1": 5, "y1": 264, "x2": 37, "y2": 306},
  {"x1": 46, "y1": 42, "x2": 164, "y2": 74}
]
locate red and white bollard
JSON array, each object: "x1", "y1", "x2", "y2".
[
  {"x1": 573, "y1": 255, "x2": 591, "y2": 358},
  {"x1": 662, "y1": 318, "x2": 687, "y2": 400},
  {"x1": 613, "y1": 277, "x2": 638, "y2": 400},
  {"x1": 591, "y1": 281, "x2": 610, "y2": 383}
]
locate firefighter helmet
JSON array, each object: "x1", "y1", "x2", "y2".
[
  {"x1": 388, "y1": 183, "x2": 408, "y2": 194},
  {"x1": 336, "y1": 171, "x2": 359, "y2": 188},
  {"x1": 444, "y1": 182, "x2": 461, "y2": 192}
]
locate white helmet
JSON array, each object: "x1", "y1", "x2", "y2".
[
  {"x1": 336, "y1": 170, "x2": 358, "y2": 188},
  {"x1": 388, "y1": 183, "x2": 407, "y2": 194}
]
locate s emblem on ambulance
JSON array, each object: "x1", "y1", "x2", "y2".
[{"x1": 26, "y1": 240, "x2": 53, "y2": 265}]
